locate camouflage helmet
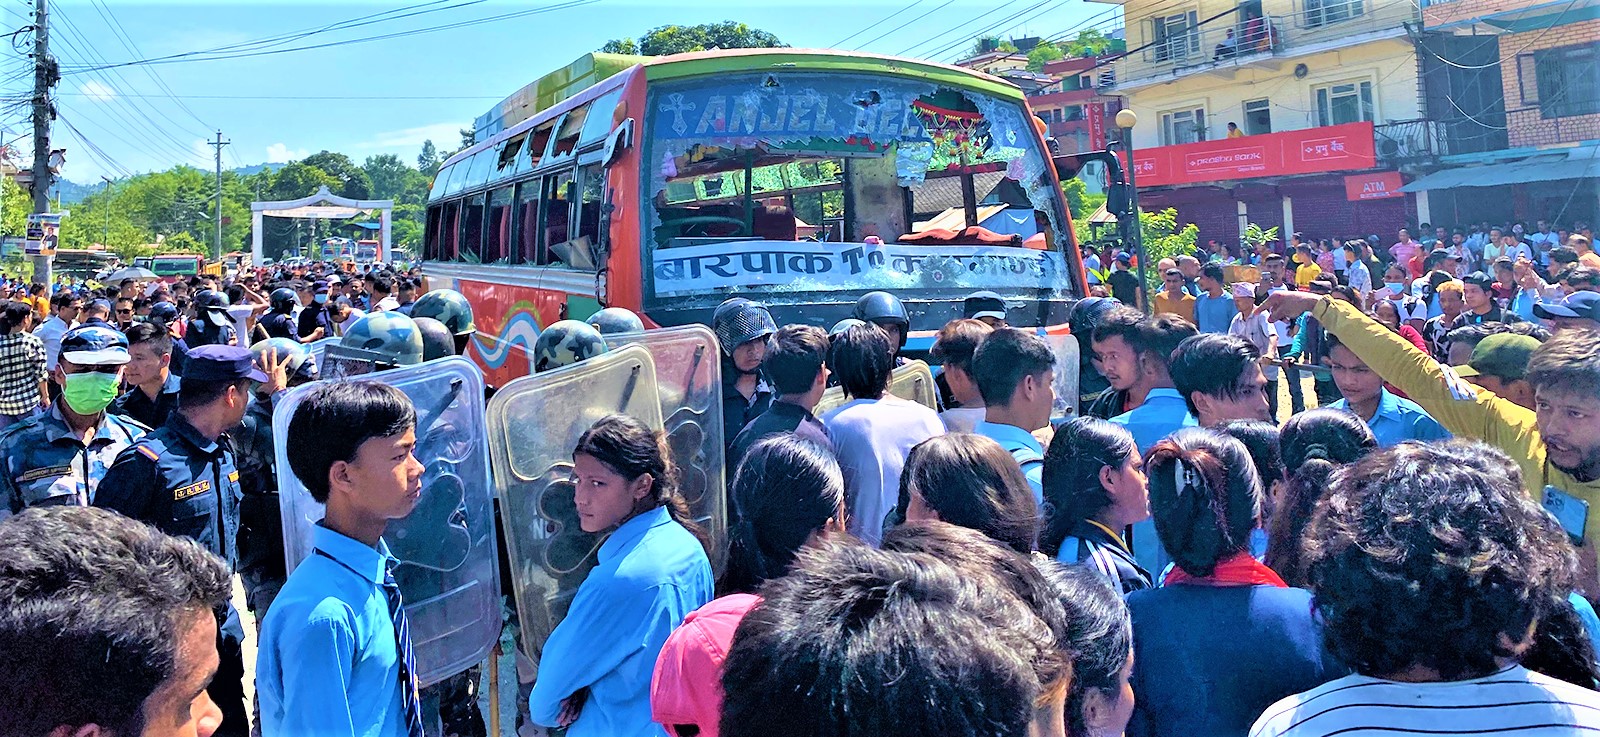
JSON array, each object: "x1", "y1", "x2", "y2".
[
  {"x1": 414, "y1": 316, "x2": 457, "y2": 363},
  {"x1": 338, "y1": 311, "x2": 425, "y2": 367},
  {"x1": 586, "y1": 307, "x2": 645, "y2": 335},
  {"x1": 249, "y1": 337, "x2": 316, "y2": 381},
  {"x1": 829, "y1": 318, "x2": 866, "y2": 337},
  {"x1": 410, "y1": 289, "x2": 475, "y2": 336},
  {"x1": 533, "y1": 319, "x2": 608, "y2": 373},
  {"x1": 711, "y1": 298, "x2": 776, "y2": 356}
]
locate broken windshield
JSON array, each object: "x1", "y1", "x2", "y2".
[{"x1": 643, "y1": 72, "x2": 1072, "y2": 307}]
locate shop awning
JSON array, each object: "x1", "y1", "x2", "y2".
[{"x1": 1400, "y1": 148, "x2": 1600, "y2": 192}]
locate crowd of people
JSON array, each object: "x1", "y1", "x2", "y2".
[{"x1": 0, "y1": 238, "x2": 1597, "y2": 737}]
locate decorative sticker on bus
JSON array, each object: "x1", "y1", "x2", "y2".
[{"x1": 651, "y1": 240, "x2": 1067, "y2": 297}]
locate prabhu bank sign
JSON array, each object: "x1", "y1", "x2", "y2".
[{"x1": 1129, "y1": 122, "x2": 1377, "y2": 187}]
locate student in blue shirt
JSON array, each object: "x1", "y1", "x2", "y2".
[
  {"x1": 529, "y1": 414, "x2": 714, "y2": 737},
  {"x1": 1109, "y1": 314, "x2": 1200, "y2": 453},
  {"x1": 1040, "y1": 417, "x2": 1152, "y2": 594},
  {"x1": 1192, "y1": 263, "x2": 1237, "y2": 334},
  {"x1": 1325, "y1": 334, "x2": 1451, "y2": 446},
  {"x1": 257, "y1": 380, "x2": 427, "y2": 737},
  {"x1": 969, "y1": 327, "x2": 1057, "y2": 501}
]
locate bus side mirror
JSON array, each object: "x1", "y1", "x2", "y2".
[
  {"x1": 1052, "y1": 154, "x2": 1084, "y2": 180},
  {"x1": 604, "y1": 118, "x2": 634, "y2": 167},
  {"x1": 1107, "y1": 183, "x2": 1131, "y2": 218}
]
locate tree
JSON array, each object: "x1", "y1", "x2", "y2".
[
  {"x1": 1063, "y1": 29, "x2": 1114, "y2": 58},
  {"x1": 1138, "y1": 208, "x2": 1200, "y2": 290},
  {"x1": 160, "y1": 232, "x2": 205, "y2": 255},
  {"x1": 301, "y1": 151, "x2": 372, "y2": 200},
  {"x1": 1026, "y1": 41, "x2": 1065, "y2": 71},
  {"x1": 417, "y1": 140, "x2": 442, "y2": 176},
  {"x1": 604, "y1": 22, "x2": 785, "y2": 57},
  {"x1": 1, "y1": 177, "x2": 27, "y2": 239},
  {"x1": 364, "y1": 154, "x2": 430, "y2": 206}
]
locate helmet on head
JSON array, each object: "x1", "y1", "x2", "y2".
[
  {"x1": 414, "y1": 316, "x2": 457, "y2": 362},
  {"x1": 586, "y1": 307, "x2": 644, "y2": 336},
  {"x1": 1069, "y1": 296, "x2": 1119, "y2": 340},
  {"x1": 249, "y1": 337, "x2": 316, "y2": 381},
  {"x1": 829, "y1": 318, "x2": 866, "y2": 337},
  {"x1": 337, "y1": 311, "x2": 425, "y2": 367},
  {"x1": 533, "y1": 319, "x2": 608, "y2": 373},
  {"x1": 410, "y1": 289, "x2": 475, "y2": 336},
  {"x1": 269, "y1": 288, "x2": 298, "y2": 313},
  {"x1": 711, "y1": 298, "x2": 776, "y2": 356},
  {"x1": 193, "y1": 289, "x2": 231, "y2": 327},
  {"x1": 852, "y1": 291, "x2": 909, "y2": 347}
]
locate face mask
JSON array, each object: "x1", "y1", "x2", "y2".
[
  {"x1": 314, "y1": 293, "x2": 329, "y2": 304},
  {"x1": 1384, "y1": 282, "x2": 1406, "y2": 294},
  {"x1": 62, "y1": 371, "x2": 120, "y2": 415}
]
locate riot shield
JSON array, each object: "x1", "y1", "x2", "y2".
[
  {"x1": 273, "y1": 357, "x2": 501, "y2": 686},
  {"x1": 307, "y1": 336, "x2": 340, "y2": 372},
  {"x1": 485, "y1": 344, "x2": 664, "y2": 669},
  {"x1": 814, "y1": 359, "x2": 939, "y2": 416},
  {"x1": 1041, "y1": 333, "x2": 1083, "y2": 417},
  {"x1": 604, "y1": 326, "x2": 727, "y2": 571}
]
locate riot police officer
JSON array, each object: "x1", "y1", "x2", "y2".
[
  {"x1": 533, "y1": 319, "x2": 609, "y2": 373},
  {"x1": 712, "y1": 298, "x2": 776, "y2": 442},
  {"x1": 233, "y1": 338, "x2": 315, "y2": 622},
  {"x1": 187, "y1": 289, "x2": 236, "y2": 348},
  {"x1": 109, "y1": 321, "x2": 183, "y2": 430},
  {"x1": 587, "y1": 306, "x2": 645, "y2": 336},
  {"x1": 853, "y1": 290, "x2": 910, "y2": 361},
  {"x1": 411, "y1": 288, "x2": 476, "y2": 356},
  {"x1": 96, "y1": 343, "x2": 264, "y2": 737},
  {"x1": 259, "y1": 288, "x2": 299, "y2": 341},
  {"x1": 0, "y1": 325, "x2": 147, "y2": 516}
]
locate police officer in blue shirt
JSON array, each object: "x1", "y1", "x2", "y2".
[
  {"x1": 96, "y1": 343, "x2": 265, "y2": 737},
  {"x1": 0, "y1": 325, "x2": 147, "y2": 516},
  {"x1": 187, "y1": 289, "x2": 236, "y2": 348}
]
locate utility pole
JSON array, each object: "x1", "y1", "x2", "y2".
[
  {"x1": 208, "y1": 129, "x2": 228, "y2": 262},
  {"x1": 29, "y1": 0, "x2": 55, "y2": 286}
]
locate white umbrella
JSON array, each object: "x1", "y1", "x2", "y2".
[{"x1": 104, "y1": 266, "x2": 158, "y2": 282}]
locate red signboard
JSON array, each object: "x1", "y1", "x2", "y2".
[
  {"x1": 1087, "y1": 102, "x2": 1107, "y2": 150},
  {"x1": 1344, "y1": 170, "x2": 1405, "y2": 201},
  {"x1": 1131, "y1": 122, "x2": 1376, "y2": 187}
]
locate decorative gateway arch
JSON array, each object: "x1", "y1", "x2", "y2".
[{"x1": 250, "y1": 185, "x2": 394, "y2": 263}]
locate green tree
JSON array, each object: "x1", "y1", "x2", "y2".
[
  {"x1": 1026, "y1": 41, "x2": 1065, "y2": 71},
  {"x1": 1063, "y1": 29, "x2": 1113, "y2": 58},
  {"x1": 364, "y1": 154, "x2": 430, "y2": 206},
  {"x1": 1138, "y1": 208, "x2": 1200, "y2": 290},
  {"x1": 301, "y1": 151, "x2": 372, "y2": 199},
  {"x1": 160, "y1": 232, "x2": 205, "y2": 255},
  {"x1": 605, "y1": 22, "x2": 784, "y2": 57},
  {"x1": 417, "y1": 140, "x2": 442, "y2": 176},
  {"x1": 1, "y1": 177, "x2": 27, "y2": 239},
  {"x1": 268, "y1": 161, "x2": 339, "y2": 202}
]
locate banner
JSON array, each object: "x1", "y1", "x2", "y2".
[
  {"x1": 1344, "y1": 171, "x2": 1405, "y2": 201},
  {"x1": 24, "y1": 213, "x2": 62, "y2": 256},
  {"x1": 650, "y1": 240, "x2": 1067, "y2": 297},
  {"x1": 1131, "y1": 122, "x2": 1376, "y2": 187},
  {"x1": 1087, "y1": 102, "x2": 1107, "y2": 150}
]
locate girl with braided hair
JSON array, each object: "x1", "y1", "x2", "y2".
[{"x1": 1264, "y1": 408, "x2": 1377, "y2": 587}]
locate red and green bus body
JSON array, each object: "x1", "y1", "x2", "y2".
[{"x1": 424, "y1": 49, "x2": 1087, "y2": 389}]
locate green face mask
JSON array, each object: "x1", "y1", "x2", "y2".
[{"x1": 62, "y1": 371, "x2": 120, "y2": 415}]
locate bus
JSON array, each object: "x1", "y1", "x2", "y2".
[{"x1": 423, "y1": 48, "x2": 1088, "y2": 387}]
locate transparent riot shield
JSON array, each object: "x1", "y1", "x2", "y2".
[
  {"x1": 308, "y1": 336, "x2": 340, "y2": 372},
  {"x1": 1041, "y1": 333, "x2": 1083, "y2": 417},
  {"x1": 485, "y1": 344, "x2": 664, "y2": 669},
  {"x1": 815, "y1": 359, "x2": 940, "y2": 416},
  {"x1": 273, "y1": 357, "x2": 501, "y2": 686},
  {"x1": 604, "y1": 326, "x2": 727, "y2": 571}
]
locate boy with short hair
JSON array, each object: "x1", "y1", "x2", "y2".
[{"x1": 256, "y1": 381, "x2": 426, "y2": 737}]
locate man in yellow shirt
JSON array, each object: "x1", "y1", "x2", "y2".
[
  {"x1": 1260, "y1": 290, "x2": 1600, "y2": 591},
  {"x1": 1293, "y1": 244, "x2": 1322, "y2": 288},
  {"x1": 1152, "y1": 268, "x2": 1196, "y2": 324}
]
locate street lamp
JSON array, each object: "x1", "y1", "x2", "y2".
[
  {"x1": 100, "y1": 176, "x2": 112, "y2": 247},
  {"x1": 1114, "y1": 109, "x2": 1148, "y2": 313}
]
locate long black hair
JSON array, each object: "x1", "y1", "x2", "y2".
[
  {"x1": 0, "y1": 300, "x2": 32, "y2": 334},
  {"x1": 1217, "y1": 419, "x2": 1283, "y2": 524},
  {"x1": 1267, "y1": 408, "x2": 1376, "y2": 587},
  {"x1": 1145, "y1": 428, "x2": 1261, "y2": 577},
  {"x1": 723, "y1": 434, "x2": 843, "y2": 594},
  {"x1": 573, "y1": 414, "x2": 704, "y2": 550},
  {"x1": 898, "y1": 434, "x2": 1040, "y2": 554},
  {"x1": 1040, "y1": 417, "x2": 1138, "y2": 557}
]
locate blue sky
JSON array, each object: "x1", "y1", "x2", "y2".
[{"x1": 1, "y1": 0, "x2": 1118, "y2": 183}]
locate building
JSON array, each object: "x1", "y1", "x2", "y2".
[
  {"x1": 1030, "y1": 56, "x2": 1125, "y2": 153},
  {"x1": 1097, "y1": 0, "x2": 1427, "y2": 247},
  {"x1": 1401, "y1": 0, "x2": 1600, "y2": 229}
]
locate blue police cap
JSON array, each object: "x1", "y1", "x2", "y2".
[
  {"x1": 147, "y1": 301, "x2": 179, "y2": 324},
  {"x1": 182, "y1": 344, "x2": 268, "y2": 383},
  {"x1": 60, "y1": 324, "x2": 130, "y2": 366}
]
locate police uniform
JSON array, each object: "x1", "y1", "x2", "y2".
[
  {"x1": 186, "y1": 318, "x2": 235, "y2": 348},
  {"x1": 109, "y1": 371, "x2": 181, "y2": 430},
  {"x1": 259, "y1": 310, "x2": 297, "y2": 340},
  {"x1": 232, "y1": 392, "x2": 286, "y2": 616},
  {"x1": 0, "y1": 404, "x2": 146, "y2": 515}
]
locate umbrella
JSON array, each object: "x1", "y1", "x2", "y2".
[{"x1": 104, "y1": 266, "x2": 158, "y2": 282}]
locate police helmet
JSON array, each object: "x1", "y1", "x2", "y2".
[
  {"x1": 338, "y1": 311, "x2": 425, "y2": 367},
  {"x1": 249, "y1": 337, "x2": 316, "y2": 381},
  {"x1": 414, "y1": 316, "x2": 457, "y2": 362},
  {"x1": 1069, "y1": 296, "x2": 1120, "y2": 340},
  {"x1": 269, "y1": 288, "x2": 298, "y2": 314},
  {"x1": 829, "y1": 318, "x2": 866, "y2": 337},
  {"x1": 193, "y1": 289, "x2": 231, "y2": 327},
  {"x1": 711, "y1": 298, "x2": 776, "y2": 357},
  {"x1": 533, "y1": 319, "x2": 608, "y2": 373},
  {"x1": 410, "y1": 289, "x2": 475, "y2": 337},
  {"x1": 852, "y1": 291, "x2": 909, "y2": 346},
  {"x1": 587, "y1": 307, "x2": 645, "y2": 336}
]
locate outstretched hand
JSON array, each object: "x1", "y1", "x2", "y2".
[
  {"x1": 1253, "y1": 290, "x2": 1322, "y2": 325},
  {"x1": 258, "y1": 347, "x2": 293, "y2": 395}
]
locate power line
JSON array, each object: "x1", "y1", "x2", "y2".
[
  {"x1": 895, "y1": 0, "x2": 1036, "y2": 57},
  {"x1": 53, "y1": 91, "x2": 504, "y2": 100},
  {"x1": 923, "y1": 0, "x2": 1077, "y2": 62},
  {"x1": 86, "y1": 0, "x2": 212, "y2": 133},
  {"x1": 833, "y1": 0, "x2": 936, "y2": 48}
]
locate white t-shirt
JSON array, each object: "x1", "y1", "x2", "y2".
[
  {"x1": 336, "y1": 308, "x2": 367, "y2": 336},
  {"x1": 823, "y1": 396, "x2": 944, "y2": 547},
  {"x1": 939, "y1": 406, "x2": 987, "y2": 434},
  {"x1": 1250, "y1": 666, "x2": 1600, "y2": 737},
  {"x1": 1229, "y1": 311, "x2": 1278, "y2": 380}
]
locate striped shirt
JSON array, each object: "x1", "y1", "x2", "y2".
[
  {"x1": 1250, "y1": 666, "x2": 1600, "y2": 737},
  {"x1": 0, "y1": 331, "x2": 45, "y2": 415}
]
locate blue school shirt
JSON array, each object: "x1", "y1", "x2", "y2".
[
  {"x1": 1111, "y1": 389, "x2": 1197, "y2": 571},
  {"x1": 529, "y1": 506, "x2": 714, "y2": 737},
  {"x1": 256, "y1": 525, "x2": 409, "y2": 737},
  {"x1": 974, "y1": 420, "x2": 1044, "y2": 504},
  {"x1": 1329, "y1": 388, "x2": 1451, "y2": 447},
  {"x1": 1193, "y1": 292, "x2": 1238, "y2": 334}
]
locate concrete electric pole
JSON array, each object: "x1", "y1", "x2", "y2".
[
  {"x1": 209, "y1": 130, "x2": 228, "y2": 262},
  {"x1": 29, "y1": 0, "x2": 55, "y2": 286}
]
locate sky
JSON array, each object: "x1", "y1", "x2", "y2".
[{"x1": 0, "y1": 0, "x2": 1120, "y2": 184}]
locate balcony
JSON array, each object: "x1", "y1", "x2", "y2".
[
  {"x1": 1374, "y1": 119, "x2": 1450, "y2": 166},
  {"x1": 1113, "y1": 0, "x2": 1418, "y2": 90}
]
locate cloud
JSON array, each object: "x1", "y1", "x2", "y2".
[
  {"x1": 79, "y1": 80, "x2": 116, "y2": 103},
  {"x1": 358, "y1": 122, "x2": 463, "y2": 151},
  {"x1": 266, "y1": 143, "x2": 309, "y2": 163}
]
